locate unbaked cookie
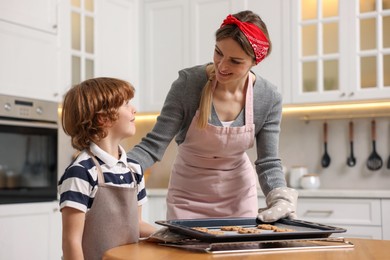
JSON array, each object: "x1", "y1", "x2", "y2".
[
  {"x1": 274, "y1": 227, "x2": 295, "y2": 232},
  {"x1": 220, "y1": 226, "x2": 241, "y2": 231},
  {"x1": 257, "y1": 224, "x2": 278, "y2": 231},
  {"x1": 191, "y1": 227, "x2": 209, "y2": 232},
  {"x1": 237, "y1": 228, "x2": 262, "y2": 234},
  {"x1": 207, "y1": 230, "x2": 225, "y2": 235}
]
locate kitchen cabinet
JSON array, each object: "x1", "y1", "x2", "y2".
[
  {"x1": 139, "y1": 0, "x2": 287, "y2": 111},
  {"x1": 382, "y1": 199, "x2": 390, "y2": 240},
  {"x1": 144, "y1": 190, "x2": 390, "y2": 239},
  {"x1": 139, "y1": 0, "x2": 190, "y2": 112},
  {"x1": 290, "y1": 0, "x2": 390, "y2": 104},
  {"x1": 245, "y1": 0, "x2": 290, "y2": 102},
  {"x1": 296, "y1": 198, "x2": 383, "y2": 239},
  {"x1": 0, "y1": 201, "x2": 62, "y2": 260},
  {"x1": 95, "y1": 0, "x2": 141, "y2": 108},
  {"x1": 142, "y1": 193, "x2": 167, "y2": 228},
  {"x1": 0, "y1": 0, "x2": 61, "y2": 102},
  {"x1": 0, "y1": 0, "x2": 57, "y2": 34}
]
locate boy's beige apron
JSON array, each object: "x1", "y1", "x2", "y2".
[
  {"x1": 167, "y1": 75, "x2": 258, "y2": 219},
  {"x1": 82, "y1": 154, "x2": 139, "y2": 260}
]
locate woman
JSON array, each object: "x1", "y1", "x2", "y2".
[{"x1": 128, "y1": 10, "x2": 297, "y2": 222}]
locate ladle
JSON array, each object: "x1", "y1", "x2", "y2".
[
  {"x1": 321, "y1": 122, "x2": 331, "y2": 168},
  {"x1": 347, "y1": 121, "x2": 356, "y2": 167},
  {"x1": 366, "y1": 120, "x2": 383, "y2": 171}
]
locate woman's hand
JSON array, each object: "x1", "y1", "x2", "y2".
[{"x1": 257, "y1": 187, "x2": 298, "y2": 222}]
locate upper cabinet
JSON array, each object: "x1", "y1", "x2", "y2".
[
  {"x1": 139, "y1": 0, "x2": 190, "y2": 112},
  {"x1": 0, "y1": 0, "x2": 57, "y2": 33},
  {"x1": 290, "y1": 0, "x2": 390, "y2": 104},
  {"x1": 138, "y1": 0, "x2": 286, "y2": 112},
  {"x1": 0, "y1": 0, "x2": 60, "y2": 102},
  {"x1": 95, "y1": 0, "x2": 140, "y2": 108}
]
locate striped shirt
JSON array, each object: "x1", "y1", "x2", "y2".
[{"x1": 58, "y1": 143, "x2": 147, "y2": 212}]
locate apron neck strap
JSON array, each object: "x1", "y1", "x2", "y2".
[
  {"x1": 87, "y1": 149, "x2": 138, "y2": 188},
  {"x1": 245, "y1": 74, "x2": 254, "y2": 125},
  {"x1": 211, "y1": 74, "x2": 254, "y2": 125},
  {"x1": 87, "y1": 150, "x2": 105, "y2": 185}
]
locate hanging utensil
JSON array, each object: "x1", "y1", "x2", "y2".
[
  {"x1": 347, "y1": 121, "x2": 356, "y2": 167},
  {"x1": 366, "y1": 119, "x2": 383, "y2": 171},
  {"x1": 387, "y1": 124, "x2": 390, "y2": 170},
  {"x1": 387, "y1": 123, "x2": 390, "y2": 169},
  {"x1": 321, "y1": 122, "x2": 331, "y2": 168}
]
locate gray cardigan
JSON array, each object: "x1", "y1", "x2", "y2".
[{"x1": 128, "y1": 64, "x2": 287, "y2": 196}]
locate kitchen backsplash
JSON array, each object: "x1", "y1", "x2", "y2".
[{"x1": 121, "y1": 116, "x2": 390, "y2": 191}]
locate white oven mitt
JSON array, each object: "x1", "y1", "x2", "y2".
[{"x1": 257, "y1": 187, "x2": 298, "y2": 223}]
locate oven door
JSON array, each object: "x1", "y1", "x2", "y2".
[{"x1": 0, "y1": 119, "x2": 58, "y2": 204}]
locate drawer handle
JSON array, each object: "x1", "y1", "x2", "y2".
[{"x1": 304, "y1": 210, "x2": 334, "y2": 217}]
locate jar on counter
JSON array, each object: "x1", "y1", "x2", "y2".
[
  {"x1": 288, "y1": 166, "x2": 308, "y2": 188},
  {"x1": 300, "y1": 174, "x2": 321, "y2": 190},
  {"x1": 6, "y1": 169, "x2": 20, "y2": 189},
  {"x1": 0, "y1": 165, "x2": 6, "y2": 188}
]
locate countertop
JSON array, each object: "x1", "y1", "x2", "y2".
[
  {"x1": 102, "y1": 238, "x2": 389, "y2": 260},
  {"x1": 147, "y1": 188, "x2": 390, "y2": 199}
]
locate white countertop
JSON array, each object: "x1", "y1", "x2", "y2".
[{"x1": 147, "y1": 188, "x2": 390, "y2": 199}]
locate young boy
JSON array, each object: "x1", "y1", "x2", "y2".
[{"x1": 58, "y1": 77, "x2": 156, "y2": 260}]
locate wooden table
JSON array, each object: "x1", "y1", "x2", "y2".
[{"x1": 103, "y1": 238, "x2": 390, "y2": 259}]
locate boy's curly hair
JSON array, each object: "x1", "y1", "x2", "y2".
[{"x1": 61, "y1": 77, "x2": 135, "y2": 151}]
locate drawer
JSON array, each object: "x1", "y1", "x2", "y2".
[
  {"x1": 296, "y1": 198, "x2": 381, "y2": 226},
  {"x1": 334, "y1": 225, "x2": 383, "y2": 240}
]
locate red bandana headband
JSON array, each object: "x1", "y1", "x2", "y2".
[{"x1": 220, "y1": 14, "x2": 269, "y2": 64}]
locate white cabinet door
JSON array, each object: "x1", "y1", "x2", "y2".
[
  {"x1": 0, "y1": 0, "x2": 57, "y2": 34},
  {"x1": 0, "y1": 21, "x2": 59, "y2": 102},
  {"x1": 297, "y1": 198, "x2": 382, "y2": 239},
  {"x1": 290, "y1": 0, "x2": 390, "y2": 104},
  {"x1": 382, "y1": 199, "x2": 390, "y2": 240},
  {"x1": 246, "y1": 0, "x2": 290, "y2": 103},
  {"x1": 95, "y1": 0, "x2": 140, "y2": 108},
  {"x1": 142, "y1": 195, "x2": 167, "y2": 228},
  {"x1": 140, "y1": 0, "x2": 249, "y2": 112},
  {"x1": 0, "y1": 201, "x2": 62, "y2": 260},
  {"x1": 140, "y1": 0, "x2": 190, "y2": 112},
  {"x1": 0, "y1": 0, "x2": 60, "y2": 102}
]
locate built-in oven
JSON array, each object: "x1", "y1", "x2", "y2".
[{"x1": 0, "y1": 94, "x2": 58, "y2": 204}]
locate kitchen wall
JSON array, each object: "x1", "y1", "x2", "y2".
[{"x1": 122, "y1": 116, "x2": 390, "y2": 191}]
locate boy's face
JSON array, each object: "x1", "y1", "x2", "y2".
[{"x1": 110, "y1": 100, "x2": 137, "y2": 139}]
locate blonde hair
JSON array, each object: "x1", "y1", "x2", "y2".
[{"x1": 197, "y1": 65, "x2": 215, "y2": 129}]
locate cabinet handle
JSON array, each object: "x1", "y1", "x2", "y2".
[
  {"x1": 348, "y1": 92, "x2": 354, "y2": 97},
  {"x1": 304, "y1": 210, "x2": 334, "y2": 217},
  {"x1": 340, "y1": 92, "x2": 346, "y2": 97}
]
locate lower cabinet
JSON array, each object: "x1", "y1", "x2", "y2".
[
  {"x1": 142, "y1": 194, "x2": 167, "y2": 228},
  {"x1": 382, "y1": 199, "x2": 390, "y2": 240},
  {"x1": 143, "y1": 192, "x2": 389, "y2": 240},
  {"x1": 0, "y1": 201, "x2": 62, "y2": 260},
  {"x1": 296, "y1": 198, "x2": 384, "y2": 239}
]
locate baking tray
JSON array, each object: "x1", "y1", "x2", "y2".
[
  {"x1": 160, "y1": 237, "x2": 354, "y2": 254},
  {"x1": 155, "y1": 217, "x2": 346, "y2": 242}
]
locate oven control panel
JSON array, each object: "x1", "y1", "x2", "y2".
[{"x1": 0, "y1": 94, "x2": 58, "y2": 123}]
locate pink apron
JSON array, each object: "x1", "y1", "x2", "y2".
[{"x1": 167, "y1": 75, "x2": 258, "y2": 219}]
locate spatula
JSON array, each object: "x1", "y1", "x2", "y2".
[{"x1": 366, "y1": 119, "x2": 383, "y2": 171}]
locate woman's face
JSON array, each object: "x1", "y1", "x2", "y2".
[{"x1": 213, "y1": 38, "x2": 255, "y2": 85}]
